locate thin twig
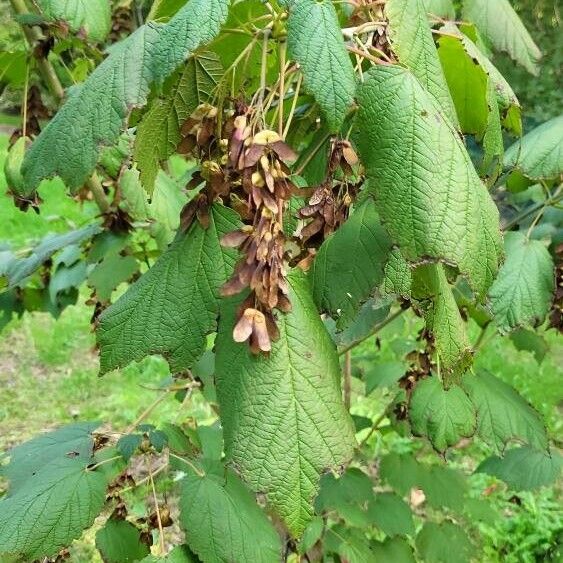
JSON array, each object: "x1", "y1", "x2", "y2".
[
  {"x1": 283, "y1": 73, "x2": 302, "y2": 139},
  {"x1": 169, "y1": 453, "x2": 205, "y2": 478},
  {"x1": 148, "y1": 456, "x2": 166, "y2": 555},
  {"x1": 126, "y1": 391, "x2": 170, "y2": 434},
  {"x1": 278, "y1": 40, "x2": 287, "y2": 137},
  {"x1": 338, "y1": 308, "x2": 405, "y2": 356}
]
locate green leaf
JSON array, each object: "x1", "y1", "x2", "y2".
[
  {"x1": 315, "y1": 468, "x2": 374, "y2": 515},
  {"x1": 324, "y1": 525, "x2": 374, "y2": 563},
  {"x1": 386, "y1": 0, "x2": 458, "y2": 127},
  {"x1": 0, "y1": 458, "x2": 107, "y2": 560},
  {"x1": 424, "y1": 0, "x2": 455, "y2": 19},
  {"x1": 160, "y1": 423, "x2": 195, "y2": 456},
  {"x1": 179, "y1": 461, "x2": 282, "y2": 562},
  {"x1": 461, "y1": 370, "x2": 547, "y2": 452},
  {"x1": 95, "y1": 518, "x2": 150, "y2": 563},
  {"x1": 416, "y1": 521, "x2": 474, "y2": 563},
  {"x1": 287, "y1": 0, "x2": 356, "y2": 131},
  {"x1": 135, "y1": 52, "x2": 222, "y2": 194},
  {"x1": 504, "y1": 116, "x2": 563, "y2": 181},
  {"x1": 139, "y1": 546, "x2": 198, "y2": 562},
  {"x1": 37, "y1": 0, "x2": 111, "y2": 42},
  {"x1": 216, "y1": 270, "x2": 355, "y2": 536},
  {"x1": 462, "y1": 0, "x2": 541, "y2": 75},
  {"x1": 421, "y1": 465, "x2": 467, "y2": 512},
  {"x1": 477, "y1": 446, "x2": 562, "y2": 491},
  {"x1": 1, "y1": 422, "x2": 99, "y2": 493},
  {"x1": 409, "y1": 377, "x2": 476, "y2": 452},
  {"x1": 488, "y1": 232, "x2": 555, "y2": 334},
  {"x1": 23, "y1": 0, "x2": 229, "y2": 193},
  {"x1": 437, "y1": 26, "x2": 514, "y2": 167},
  {"x1": 151, "y1": 0, "x2": 230, "y2": 82},
  {"x1": 1, "y1": 225, "x2": 101, "y2": 290},
  {"x1": 380, "y1": 453, "x2": 424, "y2": 496},
  {"x1": 299, "y1": 517, "x2": 324, "y2": 554},
  {"x1": 354, "y1": 65, "x2": 502, "y2": 299},
  {"x1": 88, "y1": 253, "x2": 139, "y2": 302},
  {"x1": 509, "y1": 328, "x2": 548, "y2": 363},
  {"x1": 311, "y1": 198, "x2": 392, "y2": 328},
  {"x1": 365, "y1": 361, "x2": 407, "y2": 394},
  {"x1": 368, "y1": 493, "x2": 415, "y2": 537},
  {"x1": 4, "y1": 136, "x2": 27, "y2": 195},
  {"x1": 383, "y1": 249, "x2": 412, "y2": 297},
  {"x1": 97, "y1": 204, "x2": 241, "y2": 374},
  {"x1": 412, "y1": 264, "x2": 473, "y2": 380},
  {"x1": 116, "y1": 434, "x2": 143, "y2": 461},
  {"x1": 372, "y1": 537, "x2": 416, "y2": 563},
  {"x1": 333, "y1": 297, "x2": 391, "y2": 348},
  {"x1": 380, "y1": 454, "x2": 467, "y2": 512}
]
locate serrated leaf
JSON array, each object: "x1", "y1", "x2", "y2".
[
  {"x1": 4, "y1": 136, "x2": 27, "y2": 195},
  {"x1": 422, "y1": 465, "x2": 467, "y2": 512},
  {"x1": 139, "y1": 546, "x2": 198, "y2": 562},
  {"x1": 477, "y1": 446, "x2": 562, "y2": 491},
  {"x1": 160, "y1": 423, "x2": 195, "y2": 456},
  {"x1": 509, "y1": 328, "x2": 548, "y2": 363},
  {"x1": 383, "y1": 249, "x2": 412, "y2": 297},
  {"x1": 365, "y1": 361, "x2": 407, "y2": 394},
  {"x1": 37, "y1": 0, "x2": 111, "y2": 42},
  {"x1": 179, "y1": 461, "x2": 281, "y2": 562},
  {"x1": 135, "y1": 52, "x2": 222, "y2": 194},
  {"x1": 437, "y1": 26, "x2": 510, "y2": 168},
  {"x1": 117, "y1": 434, "x2": 143, "y2": 461},
  {"x1": 380, "y1": 453, "x2": 424, "y2": 496},
  {"x1": 462, "y1": 0, "x2": 541, "y2": 75},
  {"x1": 409, "y1": 377, "x2": 476, "y2": 452},
  {"x1": 23, "y1": 0, "x2": 229, "y2": 193},
  {"x1": 315, "y1": 468, "x2": 374, "y2": 515},
  {"x1": 97, "y1": 204, "x2": 241, "y2": 374},
  {"x1": 298, "y1": 518, "x2": 323, "y2": 554},
  {"x1": 88, "y1": 253, "x2": 139, "y2": 302},
  {"x1": 386, "y1": 0, "x2": 458, "y2": 127},
  {"x1": 488, "y1": 232, "x2": 555, "y2": 334},
  {"x1": 461, "y1": 370, "x2": 547, "y2": 452},
  {"x1": 380, "y1": 454, "x2": 467, "y2": 511},
  {"x1": 0, "y1": 458, "x2": 107, "y2": 560},
  {"x1": 504, "y1": 116, "x2": 563, "y2": 181},
  {"x1": 368, "y1": 493, "x2": 415, "y2": 537},
  {"x1": 416, "y1": 522, "x2": 474, "y2": 563},
  {"x1": 324, "y1": 525, "x2": 373, "y2": 563},
  {"x1": 354, "y1": 65, "x2": 502, "y2": 299},
  {"x1": 287, "y1": 0, "x2": 356, "y2": 131},
  {"x1": 216, "y1": 270, "x2": 355, "y2": 536},
  {"x1": 1, "y1": 422, "x2": 99, "y2": 493},
  {"x1": 311, "y1": 198, "x2": 392, "y2": 328},
  {"x1": 1, "y1": 225, "x2": 101, "y2": 290},
  {"x1": 333, "y1": 297, "x2": 391, "y2": 348},
  {"x1": 424, "y1": 0, "x2": 455, "y2": 19},
  {"x1": 151, "y1": 0, "x2": 230, "y2": 82},
  {"x1": 95, "y1": 518, "x2": 150, "y2": 563},
  {"x1": 373, "y1": 537, "x2": 416, "y2": 563},
  {"x1": 412, "y1": 264, "x2": 473, "y2": 380}
]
